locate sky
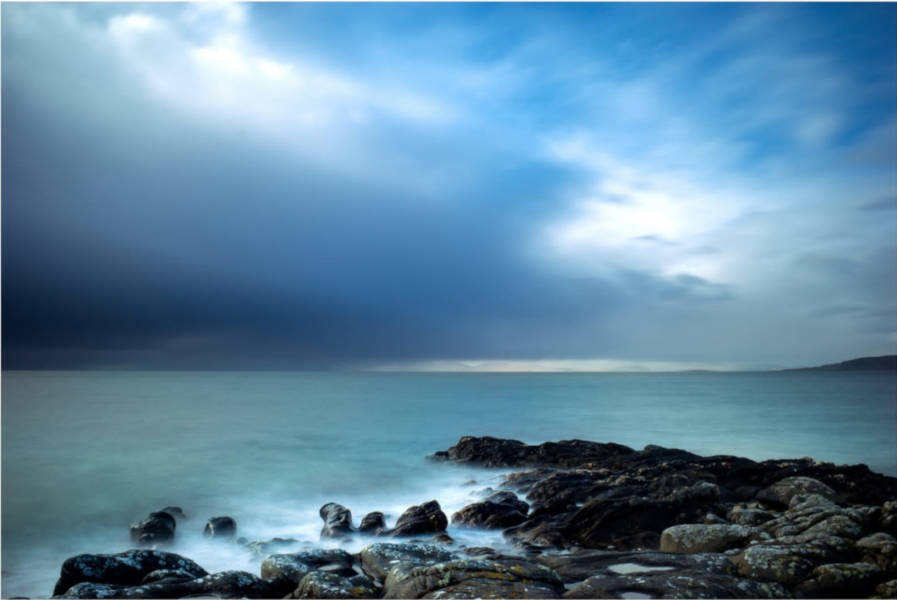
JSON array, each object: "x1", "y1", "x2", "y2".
[{"x1": 2, "y1": 2, "x2": 896, "y2": 371}]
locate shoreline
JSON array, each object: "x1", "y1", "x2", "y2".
[{"x1": 48, "y1": 436, "x2": 897, "y2": 598}]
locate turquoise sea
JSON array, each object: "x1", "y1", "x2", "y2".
[{"x1": 2, "y1": 370, "x2": 895, "y2": 597}]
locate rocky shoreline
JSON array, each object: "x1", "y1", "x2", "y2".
[{"x1": 50, "y1": 436, "x2": 897, "y2": 598}]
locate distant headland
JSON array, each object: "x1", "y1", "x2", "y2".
[{"x1": 786, "y1": 355, "x2": 897, "y2": 371}]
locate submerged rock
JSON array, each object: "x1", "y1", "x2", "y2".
[
  {"x1": 389, "y1": 500, "x2": 447, "y2": 537},
  {"x1": 53, "y1": 550, "x2": 207, "y2": 596},
  {"x1": 129, "y1": 512, "x2": 176, "y2": 545},
  {"x1": 203, "y1": 515, "x2": 237, "y2": 539},
  {"x1": 159, "y1": 506, "x2": 186, "y2": 520},
  {"x1": 320, "y1": 503, "x2": 355, "y2": 538}
]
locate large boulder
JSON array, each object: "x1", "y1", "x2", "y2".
[
  {"x1": 382, "y1": 557, "x2": 564, "y2": 599},
  {"x1": 320, "y1": 503, "x2": 355, "y2": 538},
  {"x1": 451, "y1": 491, "x2": 529, "y2": 529},
  {"x1": 203, "y1": 516, "x2": 237, "y2": 539},
  {"x1": 53, "y1": 550, "x2": 207, "y2": 596},
  {"x1": 129, "y1": 511, "x2": 176, "y2": 545},
  {"x1": 660, "y1": 523, "x2": 770, "y2": 554},
  {"x1": 757, "y1": 477, "x2": 837, "y2": 508},
  {"x1": 389, "y1": 500, "x2": 447, "y2": 537},
  {"x1": 359, "y1": 543, "x2": 456, "y2": 582},
  {"x1": 261, "y1": 549, "x2": 356, "y2": 597},
  {"x1": 290, "y1": 571, "x2": 378, "y2": 599},
  {"x1": 732, "y1": 538, "x2": 854, "y2": 586},
  {"x1": 56, "y1": 570, "x2": 271, "y2": 599}
]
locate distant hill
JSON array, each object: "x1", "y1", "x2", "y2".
[{"x1": 789, "y1": 355, "x2": 897, "y2": 371}]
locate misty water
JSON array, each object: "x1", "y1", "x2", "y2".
[{"x1": 2, "y1": 370, "x2": 896, "y2": 597}]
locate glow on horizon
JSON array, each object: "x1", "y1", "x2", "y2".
[{"x1": 366, "y1": 358, "x2": 744, "y2": 373}]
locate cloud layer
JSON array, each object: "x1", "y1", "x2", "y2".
[{"x1": 3, "y1": 3, "x2": 895, "y2": 370}]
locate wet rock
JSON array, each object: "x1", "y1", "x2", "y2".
[
  {"x1": 728, "y1": 504, "x2": 776, "y2": 526},
  {"x1": 242, "y1": 537, "x2": 300, "y2": 558},
  {"x1": 261, "y1": 549, "x2": 356, "y2": 597},
  {"x1": 359, "y1": 543, "x2": 456, "y2": 582},
  {"x1": 57, "y1": 570, "x2": 272, "y2": 599},
  {"x1": 525, "y1": 471, "x2": 604, "y2": 516},
  {"x1": 320, "y1": 503, "x2": 355, "y2": 539},
  {"x1": 563, "y1": 571, "x2": 790, "y2": 599},
  {"x1": 857, "y1": 532, "x2": 897, "y2": 571},
  {"x1": 432, "y1": 435, "x2": 635, "y2": 468},
  {"x1": 389, "y1": 500, "x2": 447, "y2": 537},
  {"x1": 53, "y1": 550, "x2": 207, "y2": 596},
  {"x1": 660, "y1": 523, "x2": 769, "y2": 554},
  {"x1": 139, "y1": 568, "x2": 198, "y2": 585},
  {"x1": 703, "y1": 512, "x2": 728, "y2": 525},
  {"x1": 732, "y1": 540, "x2": 851, "y2": 586},
  {"x1": 535, "y1": 549, "x2": 736, "y2": 583},
  {"x1": 203, "y1": 515, "x2": 237, "y2": 539},
  {"x1": 757, "y1": 476, "x2": 837, "y2": 508},
  {"x1": 382, "y1": 557, "x2": 564, "y2": 599},
  {"x1": 881, "y1": 500, "x2": 897, "y2": 535},
  {"x1": 159, "y1": 506, "x2": 186, "y2": 520},
  {"x1": 793, "y1": 561, "x2": 884, "y2": 598},
  {"x1": 290, "y1": 571, "x2": 378, "y2": 599},
  {"x1": 873, "y1": 579, "x2": 897, "y2": 598},
  {"x1": 759, "y1": 493, "x2": 865, "y2": 541},
  {"x1": 452, "y1": 492, "x2": 529, "y2": 529},
  {"x1": 359, "y1": 512, "x2": 386, "y2": 534},
  {"x1": 431, "y1": 532, "x2": 454, "y2": 545},
  {"x1": 129, "y1": 512, "x2": 176, "y2": 545}
]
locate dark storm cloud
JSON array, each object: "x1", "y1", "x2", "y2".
[{"x1": 2, "y1": 3, "x2": 896, "y2": 369}]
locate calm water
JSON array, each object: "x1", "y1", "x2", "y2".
[{"x1": 2, "y1": 370, "x2": 896, "y2": 597}]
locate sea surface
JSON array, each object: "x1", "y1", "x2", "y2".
[{"x1": 2, "y1": 370, "x2": 896, "y2": 597}]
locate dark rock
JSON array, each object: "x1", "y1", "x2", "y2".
[
  {"x1": 203, "y1": 515, "x2": 237, "y2": 539},
  {"x1": 320, "y1": 503, "x2": 355, "y2": 539},
  {"x1": 793, "y1": 561, "x2": 884, "y2": 598},
  {"x1": 433, "y1": 435, "x2": 634, "y2": 468},
  {"x1": 53, "y1": 550, "x2": 207, "y2": 596},
  {"x1": 857, "y1": 532, "x2": 897, "y2": 571},
  {"x1": 389, "y1": 500, "x2": 447, "y2": 537},
  {"x1": 757, "y1": 476, "x2": 838, "y2": 508},
  {"x1": 535, "y1": 549, "x2": 736, "y2": 583},
  {"x1": 660, "y1": 523, "x2": 770, "y2": 553},
  {"x1": 732, "y1": 539, "x2": 854, "y2": 586},
  {"x1": 451, "y1": 492, "x2": 528, "y2": 529},
  {"x1": 261, "y1": 549, "x2": 356, "y2": 597},
  {"x1": 129, "y1": 512, "x2": 176, "y2": 545},
  {"x1": 563, "y1": 571, "x2": 790, "y2": 599},
  {"x1": 159, "y1": 506, "x2": 186, "y2": 520},
  {"x1": 290, "y1": 571, "x2": 378, "y2": 599},
  {"x1": 359, "y1": 512, "x2": 386, "y2": 534},
  {"x1": 57, "y1": 570, "x2": 271, "y2": 599},
  {"x1": 431, "y1": 532, "x2": 454, "y2": 545},
  {"x1": 873, "y1": 579, "x2": 897, "y2": 598},
  {"x1": 359, "y1": 543, "x2": 456, "y2": 582},
  {"x1": 728, "y1": 504, "x2": 776, "y2": 526},
  {"x1": 382, "y1": 557, "x2": 564, "y2": 599},
  {"x1": 139, "y1": 569, "x2": 197, "y2": 585}
]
